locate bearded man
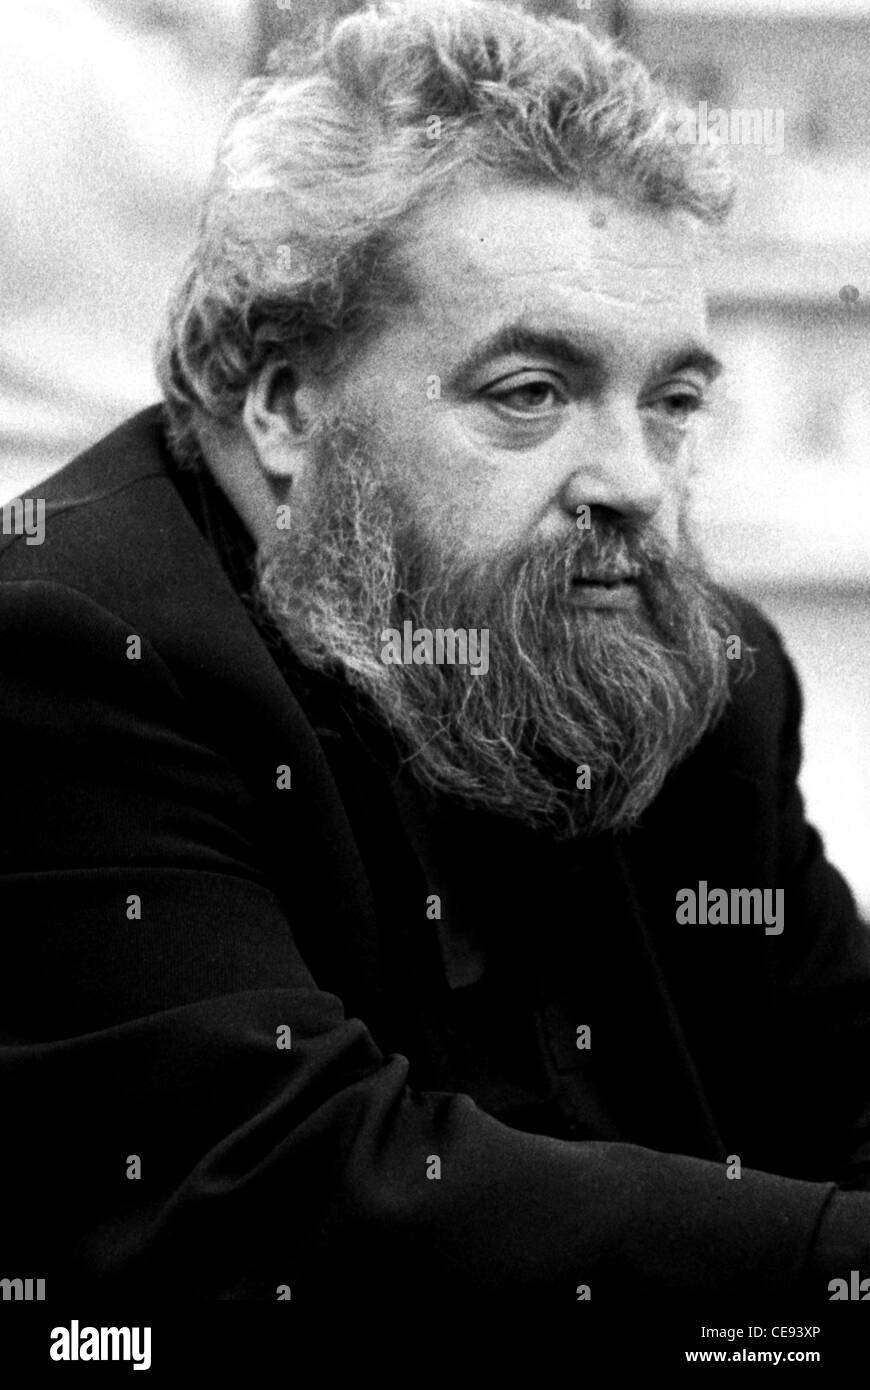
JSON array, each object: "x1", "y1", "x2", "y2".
[{"x1": 2, "y1": 0, "x2": 869, "y2": 1321}]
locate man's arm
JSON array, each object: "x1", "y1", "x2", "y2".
[{"x1": 2, "y1": 580, "x2": 868, "y2": 1305}]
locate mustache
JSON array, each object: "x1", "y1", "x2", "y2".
[
  {"x1": 568, "y1": 522, "x2": 652, "y2": 582},
  {"x1": 528, "y1": 514, "x2": 682, "y2": 579},
  {"x1": 398, "y1": 512, "x2": 690, "y2": 623}
]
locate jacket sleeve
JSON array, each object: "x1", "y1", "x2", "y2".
[
  {"x1": 2, "y1": 579, "x2": 869, "y2": 1307},
  {"x1": 763, "y1": 618, "x2": 870, "y2": 1194}
]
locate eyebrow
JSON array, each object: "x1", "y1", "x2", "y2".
[{"x1": 445, "y1": 324, "x2": 724, "y2": 390}]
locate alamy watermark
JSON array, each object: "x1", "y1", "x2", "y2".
[
  {"x1": 380, "y1": 622, "x2": 489, "y2": 676},
  {"x1": 0, "y1": 1275, "x2": 45, "y2": 1299},
  {"x1": 672, "y1": 101, "x2": 784, "y2": 156},
  {"x1": 1, "y1": 497, "x2": 45, "y2": 546},
  {"x1": 50, "y1": 1321, "x2": 151, "y2": 1371},
  {"x1": 676, "y1": 882, "x2": 784, "y2": 935},
  {"x1": 829, "y1": 1269, "x2": 870, "y2": 1299}
]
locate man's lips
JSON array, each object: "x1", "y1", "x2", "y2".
[
  {"x1": 571, "y1": 571, "x2": 641, "y2": 608},
  {"x1": 573, "y1": 571, "x2": 640, "y2": 586}
]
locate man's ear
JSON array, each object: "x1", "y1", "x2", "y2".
[{"x1": 242, "y1": 359, "x2": 319, "y2": 493}]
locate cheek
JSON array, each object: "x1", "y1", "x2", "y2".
[
  {"x1": 381, "y1": 406, "x2": 552, "y2": 561},
  {"x1": 445, "y1": 454, "x2": 549, "y2": 562},
  {"x1": 653, "y1": 488, "x2": 686, "y2": 551},
  {"x1": 401, "y1": 425, "x2": 516, "y2": 542},
  {"x1": 644, "y1": 426, "x2": 696, "y2": 524}
]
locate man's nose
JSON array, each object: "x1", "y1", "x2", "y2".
[{"x1": 560, "y1": 403, "x2": 665, "y2": 526}]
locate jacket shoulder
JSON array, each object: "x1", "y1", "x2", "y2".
[
  {"x1": 684, "y1": 585, "x2": 797, "y2": 787},
  {"x1": 0, "y1": 404, "x2": 172, "y2": 555},
  {"x1": 0, "y1": 406, "x2": 253, "y2": 675}
]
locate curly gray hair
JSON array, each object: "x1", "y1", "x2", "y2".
[{"x1": 155, "y1": 0, "x2": 733, "y2": 466}]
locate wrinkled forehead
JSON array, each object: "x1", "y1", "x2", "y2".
[{"x1": 389, "y1": 173, "x2": 710, "y2": 356}]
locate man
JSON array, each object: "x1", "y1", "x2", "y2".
[{"x1": 2, "y1": 0, "x2": 869, "y2": 1315}]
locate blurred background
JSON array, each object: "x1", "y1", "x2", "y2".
[{"x1": 2, "y1": 0, "x2": 867, "y2": 912}]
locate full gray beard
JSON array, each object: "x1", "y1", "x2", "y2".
[{"x1": 252, "y1": 415, "x2": 738, "y2": 840}]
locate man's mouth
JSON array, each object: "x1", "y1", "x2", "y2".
[
  {"x1": 571, "y1": 571, "x2": 641, "y2": 608},
  {"x1": 573, "y1": 569, "x2": 640, "y2": 587},
  {"x1": 575, "y1": 576, "x2": 636, "y2": 586}
]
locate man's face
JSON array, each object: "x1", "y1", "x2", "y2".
[
  {"x1": 328, "y1": 172, "x2": 718, "y2": 577},
  {"x1": 255, "y1": 173, "x2": 734, "y2": 838}
]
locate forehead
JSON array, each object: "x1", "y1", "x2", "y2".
[{"x1": 388, "y1": 174, "x2": 709, "y2": 362}]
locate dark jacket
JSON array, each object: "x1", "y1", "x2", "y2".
[{"x1": 2, "y1": 405, "x2": 869, "y2": 1308}]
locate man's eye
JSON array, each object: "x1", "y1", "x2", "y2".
[
  {"x1": 647, "y1": 389, "x2": 706, "y2": 423},
  {"x1": 488, "y1": 380, "x2": 565, "y2": 414}
]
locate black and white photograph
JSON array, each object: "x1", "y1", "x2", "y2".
[{"x1": 1, "y1": 0, "x2": 869, "y2": 1370}]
